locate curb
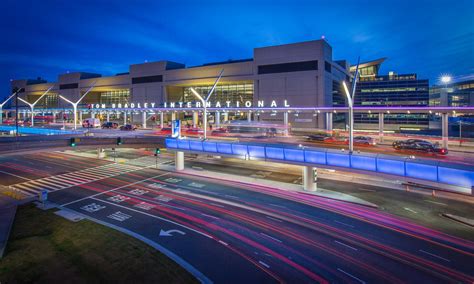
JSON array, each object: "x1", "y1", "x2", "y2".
[
  {"x1": 296, "y1": 191, "x2": 379, "y2": 209},
  {"x1": 0, "y1": 204, "x2": 18, "y2": 259},
  {"x1": 442, "y1": 213, "x2": 474, "y2": 228}
]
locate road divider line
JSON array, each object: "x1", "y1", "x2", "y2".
[
  {"x1": 333, "y1": 220, "x2": 355, "y2": 228},
  {"x1": 403, "y1": 207, "x2": 418, "y2": 214},
  {"x1": 258, "y1": 261, "x2": 270, "y2": 268},
  {"x1": 260, "y1": 233, "x2": 283, "y2": 243},
  {"x1": 334, "y1": 240, "x2": 358, "y2": 251},
  {"x1": 0, "y1": 170, "x2": 32, "y2": 180},
  {"x1": 419, "y1": 249, "x2": 451, "y2": 262},
  {"x1": 337, "y1": 268, "x2": 366, "y2": 284}
]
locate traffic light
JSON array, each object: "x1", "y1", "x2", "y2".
[
  {"x1": 116, "y1": 137, "x2": 123, "y2": 145},
  {"x1": 70, "y1": 137, "x2": 79, "y2": 147},
  {"x1": 154, "y1": 148, "x2": 161, "y2": 156}
]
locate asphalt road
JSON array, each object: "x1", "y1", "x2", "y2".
[{"x1": 1, "y1": 151, "x2": 473, "y2": 283}]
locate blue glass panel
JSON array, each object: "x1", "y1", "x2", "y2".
[
  {"x1": 326, "y1": 152, "x2": 350, "y2": 168},
  {"x1": 376, "y1": 158, "x2": 405, "y2": 176},
  {"x1": 232, "y1": 144, "x2": 248, "y2": 156},
  {"x1": 265, "y1": 147, "x2": 285, "y2": 160},
  {"x1": 248, "y1": 145, "x2": 265, "y2": 158},
  {"x1": 350, "y1": 155, "x2": 376, "y2": 171},
  {"x1": 189, "y1": 140, "x2": 203, "y2": 151},
  {"x1": 304, "y1": 150, "x2": 327, "y2": 165},
  {"x1": 217, "y1": 143, "x2": 233, "y2": 154},
  {"x1": 284, "y1": 148, "x2": 305, "y2": 162},
  {"x1": 165, "y1": 138, "x2": 178, "y2": 148},
  {"x1": 202, "y1": 141, "x2": 217, "y2": 152},
  {"x1": 438, "y1": 166, "x2": 474, "y2": 188},
  {"x1": 177, "y1": 139, "x2": 190, "y2": 150},
  {"x1": 406, "y1": 162, "x2": 437, "y2": 182}
]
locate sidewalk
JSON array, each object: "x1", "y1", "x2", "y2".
[
  {"x1": 159, "y1": 164, "x2": 378, "y2": 208},
  {"x1": 0, "y1": 195, "x2": 19, "y2": 259}
]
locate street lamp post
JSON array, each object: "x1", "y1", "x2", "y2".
[
  {"x1": 17, "y1": 86, "x2": 54, "y2": 127},
  {"x1": 58, "y1": 83, "x2": 96, "y2": 130},
  {"x1": 0, "y1": 92, "x2": 17, "y2": 124},
  {"x1": 189, "y1": 69, "x2": 224, "y2": 139},
  {"x1": 342, "y1": 57, "x2": 360, "y2": 153}
]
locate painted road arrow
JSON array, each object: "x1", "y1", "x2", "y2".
[{"x1": 159, "y1": 229, "x2": 186, "y2": 237}]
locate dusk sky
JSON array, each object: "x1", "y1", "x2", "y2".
[{"x1": 1, "y1": 0, "x2": 473, "y2": 100}]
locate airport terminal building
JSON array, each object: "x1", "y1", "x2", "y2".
[{"x1": 10, "y1": 39, "x2": 349, "y2": 129}]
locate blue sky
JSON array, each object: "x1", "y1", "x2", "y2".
[{"x1": 1, "y1": 0, "x2": 473, "y2": 100}]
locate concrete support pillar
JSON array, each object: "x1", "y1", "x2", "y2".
[
  {"x1": 97, "y1": 148, "x2": 106, "y2": 159},
  {"x1": 160, "y1": 112, "x2": 164, "y2": 128},
  {"x1": 0, "y1": 109, "x2": 3, "y2": 124},
  {"x1": 171, "y1": 112, "x2": 176, "y2": 121},
  {"x1": 142, "y1": 111, "x2": 147, "y2": 128},
  {"x1": 302, "y1": 166, "x2": 316, "y2": 191},
  {"x1": 442, "y1": 113, "x2": 449, "y2": 149},
  {"x1": 116, "y1": 111, "x2": 120, "y2": 119},
  {"x1": 325, "y1": 112, "x2": 333, "y2": 132},
  {"x1": 247, "y1": 111, "x2": 252, "y2": 122},
  {"x1": 193, "y1": 111, "x2": 199, "y2": 128},
  {"x1": 284, "y1": 111, "x2": 289, "y2": 136},
  {"x1": 124, "y1": 111, "x2": 127, "y2": 125},
  {"x1": 106, "y1": 112, "x2": 110, "y2": 122},
  {"x1": 378, "y1": 113, "x2": 384, "y2": 143},
  {"x1": 91, "y1": 111, "x2": 95, "y2": 119},
  {"x1": 175, "y1": 151, "x2": 184, "y2": 171},
  {"x1": 79, "y1": 111, "x2": 83, "y2": 123},
  {"x1": 52, "y1": 112, "x2": 56, "y2": 123},
  {"x1": 215, "y1": 111, "x2": 220, "y2": 128},
  {"x1": 223, "y1": 112, "x2": 229, "y2": 122}
]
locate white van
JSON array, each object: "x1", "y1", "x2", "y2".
[{"x1": 82, "y1": 118, "x2": 101, "y2": 128}]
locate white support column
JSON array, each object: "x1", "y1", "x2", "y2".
[
  {"x1": 160, "y1": 112, "x2": 164, "y2": 128},
  {"x1": 192, "y1": 111, "x2": 199, "y2": 128},
  {"x1": 171, "y1": 112, "x2": 176, "y2": 121},
  {"x1": 124, "y1": 111, "x2": 127, "y2": 125},
  {"x1": 247, "y1": 111, "x2": 252, "y2": 122},
  {"x1": 223, "y1": 112, "x2": 229, "y2": 122},
  {"x1": 215, "y1": 111, "x2": 220, "y2": 128},
  {"x1": 378, "y1": 112, "x2": 384, "y2": 143},
  {"x1": 142, "y1": 111, "x2": 147, "y2": 129},
  {"x1": 175, "y1": 151, "x2": 184, "y2": 171},
  {"x1": 91, "y1": 111, "x2": 95, "y2": 119},
  {"x1": 79, "y1": 111, "x2": 83, "y2": 122},
  {"x1": 97, "y1": 148, "x2": 106, "y2": 159},
  {"x1": 106, "y1": 112, "x2": 110, "y2": 122},
  {"x1": 325, "y1": 112, "x2": 333, "y2": 132},
  {"x1": 442, "y1": 113, "x2": 449, "y2": 149},
  {"x1": 302, "y1": 166, "x2": 316, "y2": 191},
  {"x1": 284, "y1": 111, "x2": 289, "y2": 136},
  {"x1": 53, "y1": 111, "x2": 56, "y2": 123},
  {"x1": 0, "y1": 108, "x2": 3, "y2": 124},
  {"x1": 116, "y1": 111, "x2": 120, "y2": 119}
]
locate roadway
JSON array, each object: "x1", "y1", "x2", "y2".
[{"x1": 0, "y1": 151, "x2": 473, "y2": 283}]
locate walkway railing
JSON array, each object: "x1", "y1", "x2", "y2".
[{"x1": 165, "y1": 138, "x2": 474, "y2": 194}]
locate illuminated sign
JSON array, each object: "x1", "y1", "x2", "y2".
[{"x1": 89, "y1": 100, "x2": 290, "y2": 109}]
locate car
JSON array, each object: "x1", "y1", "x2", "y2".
[
  {"x1": 102, "y1": 122, "x2": 118, "y2": 129},
  {"x1": 392, "y1": 139, "x2": 448, "y2": 155},
  {"x1": 82, "y1": 118, "x2": 100, "y2": 128},
  {"x1": 211, "y1": 128, "x2": 228, "y2": 136},
  {"x1": 305, "y1": 133, "x2": 338, "y2": 143},
  {"x1": 353, "y1": 136, "x2": 376, "y2": 146},
  {"x1": 157, "y1": 127, "x2": 172, "y2": 135},
  {"x1": 119, "y1": 124, "x2": 137, "y2": 131}
]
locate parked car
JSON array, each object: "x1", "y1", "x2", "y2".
[
  {"x1": 102, "y1": 122, "x2": 118, "y2": 129},
  {"x1": 82, "y1": 118, "x2": 101, "y2": 128},
  {"x1": 353, "y1": 136, "x2": 376, "y2": 146},
  {"x1": 392, "y1": 139, "x2": 448, "y2": 155},
  {"x1": 211, "y1": 128, "x2": 228, "y2": 136},
  {"x1": 119, "y1": 124, "x2": 137, "y2": 131},
  {"x1": 157, "y1": 127, "x2": 172, "y2": 135}
]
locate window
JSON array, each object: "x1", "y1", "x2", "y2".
[
  {"x1": 258, "y1": 60, "x2": 318, "y2": 74},
  {"x1": 100, "y1": 89, "x2": 130, "y2": 104},
  {"x1": 59, "y1": 83, "x2": 78, "y2": 90}
]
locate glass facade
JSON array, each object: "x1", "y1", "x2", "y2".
[
  {"x1": 182, "y1": 83, "x2": 253, "y2": 104},
  {"x1": 354, "y1": 74, "x2": 430, "y2": 127},
  {"x1": 100, "y1": 89, "x2": 130, "y2": 105},
  {"x1": 430, "y1": 80, "x2": 474, "y2": 107}
]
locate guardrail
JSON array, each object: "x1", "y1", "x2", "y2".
[{"x1": 165, "y1": 138, "x2": 474, "y2": 195}]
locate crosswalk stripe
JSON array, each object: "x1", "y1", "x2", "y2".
[
  {"x1": 32, "y1": 179, "x2": 66, "y2": 189},
  {"x1": 74, "y1": 172, "x2": 106, "y2": 179},
  {"x1": 47, "y1": 177, "x2": 76, "y2": 186},
  {"x1": 56, "y1": 175, "x2": 91, "y2": 183}
]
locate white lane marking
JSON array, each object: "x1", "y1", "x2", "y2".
[
  {"x1": 337, "y1": 268, "x2": 366, "y2": 284},
  {"x1": 404, "y1": 207, "x2": 418, "y2": 214},
  {"x1": 269, "y1": 203, "x2": 286, "y2": 208},
  {"x1": 201, "y1": 213, "x2": 220, "y2": 220},
  {"x1": 210, "y1": 202, "x2": 225, "y2": 208},
  {"x1": 266, "y1": 216, "x2": 283, "y2": 223},
  {"x1": 419, "y1": 249, "x2": 451, "y2": 262},
  {"x1": 0, "y1": 170, "x2": 32, "y2": 180},
  {"x1": 334, "y1": 240, "x2": 358, "y2": 251},
  {"x1": 334, "y1": 220, "x2": 355, "y2": 228},
  {"x1": 224, "y1": 194, "x2": 240, "y2": 200},
  {"x1": 260, "y1": 233, "x2": 282, "y2": 243},
  {"x1": 424, "y1": 200, "x2": 447, "y2": 206},
  {"x1": 88, "y1": 197, "x2": 213, "y2": 239},
  {"x1": 358, "y1": 188, "x2": 376, "y2": 192},
  {"x1": 218, "y1": 240, "x2": 229, "y2": 246},
  {"x1": 107, "y1": 211, "x2": 132, "y2": 222},
  {"x1": 258, "y1": 261, "x2": 270, "y2": 268},
  {"x1": 60, "y1": 172, "x2": 170, "y2": 207}
]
